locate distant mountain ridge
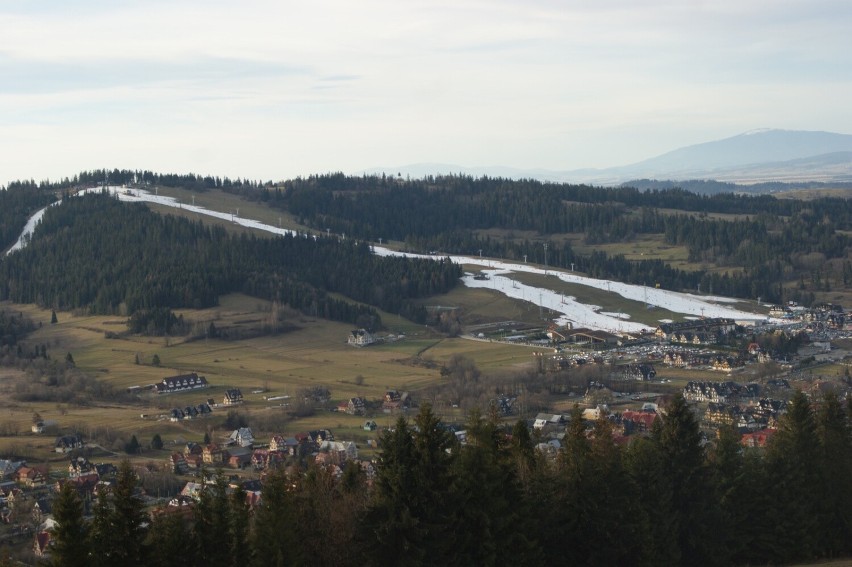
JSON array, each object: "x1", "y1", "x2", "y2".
[{"x1": 362, "y1": 129, "x2": 852, "y2": 187}]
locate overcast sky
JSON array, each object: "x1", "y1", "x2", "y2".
[{"x1": 2, "y1": 0, "x2": 850, "y2": 185}]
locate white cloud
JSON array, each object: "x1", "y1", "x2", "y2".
[{"x1": 1, "y1": 0, "x2": 850, "y2": 183}]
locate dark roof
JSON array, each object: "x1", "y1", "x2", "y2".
[{"x1": 156, "y1": 373, "x2": 208, "y2": 393}]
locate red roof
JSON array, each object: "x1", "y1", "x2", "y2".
[
  {"x1": 741, "y1": 428, "x2": 776, "y2": 448},
  {"x1": 622, "y1": 410, "x2": 658, "y2": 430}
]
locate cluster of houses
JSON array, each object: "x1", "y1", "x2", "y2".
[
  {"x1": 335, "y1": 391, "x2": 412, "y2": 416},
  {"x1": 703, "y1": 399, "x2": 787, "y2": 431},
  {"x1": 169, "y1": 401, "x2": 214, "y2": 422},
  {"x1": 167, "y1": 427, "x2": 360, "y2": 475},
  {"x1": 168, "y1": 389, "x2": 244, "y2": 422},
  {"x1": 529, "y1": 382, "x2": 794, "y2": 458},
  {"x1": 1, "y1": 455, "x2": 120, "y2": 558},
  {"x1": 165, "y1": 457, "x2": 379, "y2": 528},
  {"x1": 769, "y1": 302, "x2": 845, "y2": 327},
  {"x1": 654, "y1": 318, "x2": 737, "y2": 342},
  {"x1": 0, "y1": 460, "x2": 50, "y2": 491},
  {"x1": 143, "y1": 374, "x2": 244, "y2": 409},
  {"x1": 680, "y1": 380, "x2": 792, "y2": 448},
  {"x1": 530, "y1": 405, "x2": 665, "y2": 454},
  {"x1": 682, "y1": 381, "x2": 762, "y2": 404},
  {"x1": 661, "y1": 346, "x2": 770, "y2": 370}
]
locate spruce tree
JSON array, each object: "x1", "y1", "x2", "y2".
[
  {"x1": 146, "y1": 509, "x2": 190, "y2": 567},
  {"x1": 360, "y1": 416, "x2": 422, "y2": 566},
  {"x1": 654, "y1": 394, "x2": 725, "y2": 566},
  {"x1": 125, "y1": 435, "x2": 140, "y2": 454},
  {"x1": 250, "y1": 468, "x2": 299, "y2": 567},
  {"x1": 584, "y1": 417, "x2": 650, "y2": 565},
  {"x1": 228, "y1": 484, "x2": 251, "y2": 567},
  {"x1": 446, "y1": 408, "x2": 537, "y2": 566},
  {"x1": 361, "y1": 404, "x2": 455, "y2": 566},
  {"x1": 708, "y1": 423, "x2": 747, "y2": 558},
  {"x1": 87, "y1": 490, "x2": 112, "y2": 567},
  {"x1": 764, "y1": 390, "x2": 822, "y2": 563},
  {"x1": 110, "y1": 459, "x2": 148, "y2": 566},
  {"x1": 624, "y1": 434, "x2": 679, "y2": 564},
  {"x1": 50, "y1": 482, "x2": 89, "y2": 567},
  {"x1": 194, "y1": 474, "x2": 231, "y2": 567},
  {"x1": 88, "y1": 459, "x2": 148, "y2": 566},
  {"x1": 509, "y1": 419, "x2": 537, "y2": 488},
  {"x1": 815, "y1": 391, "x2": 852, "y2": 556}
]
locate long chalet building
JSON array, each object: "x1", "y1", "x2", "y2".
[
  {"x1": 655, "y1": 318, "x2": 736, "y2": 342},
  {"x1": 155, "y1": 373, "x2": 209, "y2": 394},
  {"x1": 683, "y1": 381, "x2": 759, "y2": 404}
]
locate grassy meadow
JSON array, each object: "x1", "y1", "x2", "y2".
[
  {"x1": 150, "y1": 186, "x2": 305, "y2": 233},
  {"x1": 0, "y1": 288, "x2": 557, "y2": 463}
]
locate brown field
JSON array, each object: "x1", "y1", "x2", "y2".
[
  {"x1": 643, "y1": 207, "x2": 758, "y2": 222},
  {"x1": 146, "y1": 202, "x2": 266, "y2": 238},
  {"x1": 473, "y1": 227, "x2": 743, "y2": 275},
  {"x1": 0, "y1": 293, "x2": 553, "y2": 463},
  {"x1": 775, "y1": 187, "x2": 852, "y2": 200},
  {"x1": 421, "y1": 278, "x2": 558, "y2": 328},
  {"x1": 150, "y1": 186, "x2": 306, "y2": 233}
]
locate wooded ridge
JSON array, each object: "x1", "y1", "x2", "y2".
[{"x1": 0, "y1": 192, "x2": 461, "y2": 330}]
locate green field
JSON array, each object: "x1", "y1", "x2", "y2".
[
  {"x1": 149, "y1": 186, "x2": 306, "y2": 233},
  {"x1": 0, "y1": 293, "x2": 555, "y2": 463}
]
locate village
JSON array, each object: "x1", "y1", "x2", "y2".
[{"x1": 3, "y1": 294, "x2": 848, "y2": 560}]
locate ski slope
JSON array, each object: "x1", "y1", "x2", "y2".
[{"x1": 10, "y1": 186, "x2": 772, "y2": 333}]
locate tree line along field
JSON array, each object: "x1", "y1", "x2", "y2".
[{"x1": 0, "y1": 290, "x2": 555, "y2": 464}]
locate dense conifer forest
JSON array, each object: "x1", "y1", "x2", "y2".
[
  {"x1": 45, "y1": 392, "x2": 851, "y2": 567},
  {"x1": 248, "y1": 172, "x2": 852, "y2": 305},
  {"x1": 6, "y1": 169, "x2": 852, "y2": 309},
  {"x1": 0, "y1": 192, "x2": 461, "y2": 330}
]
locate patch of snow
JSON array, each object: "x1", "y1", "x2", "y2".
[{"x1": 5, "y1": 202, "x2": 60, "y2": 255}]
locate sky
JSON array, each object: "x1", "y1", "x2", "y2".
[{"x1": 2, "y1": 0, "x2": 851, "y2": 185}]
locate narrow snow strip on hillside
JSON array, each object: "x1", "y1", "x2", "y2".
[
  {"x1": 79, "y1": 187, "x2": 303, "y2": 237},
  {"x1": 5, "y1": 201, "x2": 60, "y2": 255}
]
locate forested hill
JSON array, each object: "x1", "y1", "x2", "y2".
[
  {"x1": 254, "y1": 173, "x2": 852, "y2": 305},
  {"x1": 7, "y1": 169, "x2": 852, "y2": 306},
  {"x1": 0, "y1": 192, "x2": 461, "y2": 326}
]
